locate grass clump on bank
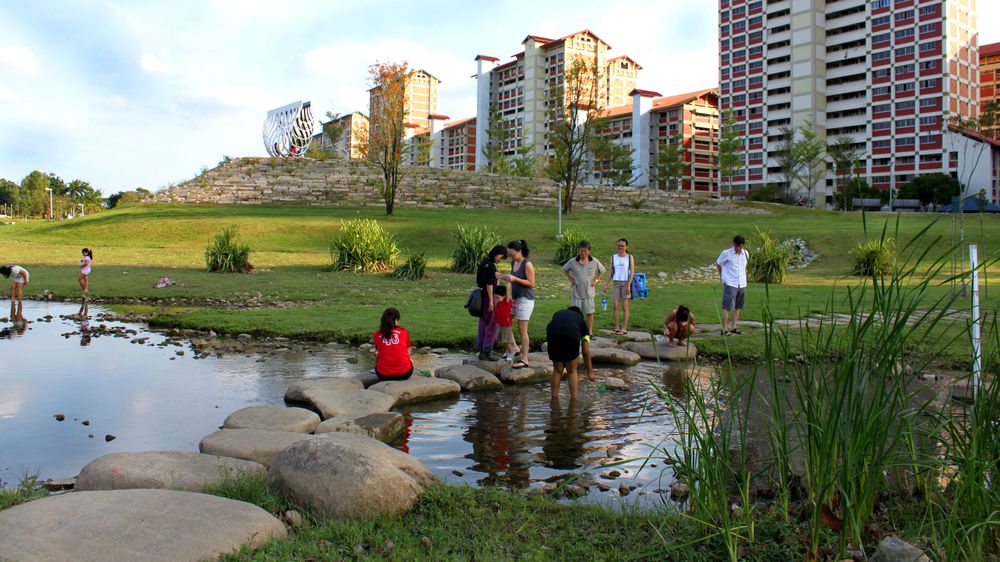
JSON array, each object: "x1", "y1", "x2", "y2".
[
  {"x1": 0, "y1": 472, "x2": 48, "y2": 511},
  {"x1": 748, "y1": 227, "x2": 791, "y2": 284},
  {"x1": 330, "y1": 219, "x2": 399, "y2": 273},
  {"x1": 449, "y1": 225, "x2": 499, "y2": 274},
  {"x1": 205, "y1": 226, "x2": 253, "y2": 273},
  {"x1": 392, "y1": 252, "x2": 427, "y2": 280},
  {"x1": 553, "y1": 226, "x2": 590, "y2": 264}
]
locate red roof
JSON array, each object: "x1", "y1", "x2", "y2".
[
  {"x1": 494, "y1": 59, "x2": 519, "y2": 72},
  {"x1": 629, "y1": 88, "x2": 662, "y2": 98},
  {"x1": 542, "y1": 29, "x2": 612, "y2": 50},
  {"x1": 475, "y1": 54, "x2": 499, "y2": 62},
  {"x1": 428, "y1": 114, "x2": 450, "y2": 120},
  {"x1": 651, "y1": 88, "x2": 718, "y2": 111},
  {"x1": 602, "y1": 104, "x2": 634, "y2": 119},
  {"x1": 522, "y1": 35, "x2": 554, "y2": 44},
  {"x1": 949, "y1": 124, "x2": 1000, "y2": 148},
  {"x1": 982, "y1": 41, "x2": 1000, "y2": 58},
  {"x1": 444, "y1": 116, "x2": 476, "y2": 130}
]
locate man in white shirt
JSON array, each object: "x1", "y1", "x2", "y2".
[{"x1": 715, "y1": 235, "x2": 749, "y2": 335}]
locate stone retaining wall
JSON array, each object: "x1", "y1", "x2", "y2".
[{"x1": 151, "y1": 157, "x2": 765, "y2": 214}]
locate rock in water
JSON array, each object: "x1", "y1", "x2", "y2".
[
  {"x1": 587, "y1": 347, "x2": 641, "y2": 366},
  {"x1": 284, "y1": 377, "x2": 364, "y2": 403},
  {"x1": 498, "y1": 362, "x2": 553, "y2": 384},
  {"x1": 268, "y1": 433, "x2": 435, "y2": 520},
  {"x1": 314, "y1": 412, "x2": 405, "y2": 443},
  {"x1": 303, "y1": 389, "x2": 396, "y2": 420},
  {"x1": 223, "y1": 405, "x2": 320, "y2": 433},
  {"x1": 624, "y1": 341, "x2": 697, "y2": 361},
  {"x1": 199, "y1": 429, "x2": 317, "y2": 467},
  {"x1": 0, "y1": 489, "x2": 285, "y2": 562},
  {"x1": 76, "y1": 451, "x2": 265, "y2": 492},
  {"x1": 434, "y1": 365, "x2": 503, "y2": 391},
  {"x1": 369, "y1": 377, "x2": 461, "y2": 407},
  {"x1": 871, "y1": 537, "x2": 931, "y2": 562}
]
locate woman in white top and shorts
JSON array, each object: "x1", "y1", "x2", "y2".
[
  {"x1": 503, "y1": 240, "x2": 535, "y2": 369},
  {"x1": 1, "y1": 265, "x2": 29, "y2": 307},
  {"x1": 603, "y1": 238, "x2": 635, "y2": 335}
]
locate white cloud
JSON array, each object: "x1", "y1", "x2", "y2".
[
  {"x1": 106, "y1": 95, "x2": 128, "y2": 109},
  {"x1": 139, "y1": 52, "x2": 166, "y2": 73},
  {"x1": 0, "y1": 45, "x2": 41, "y2": 76},
  {"x1": 182, "y1": 84, "x2": 281, "y2": 111},
  {"x1": 0, "y1": 84, "x2": 14, "y2": 102},
  {"x1": 213, "y1": 0, "x2": 270, "y2": 17}
]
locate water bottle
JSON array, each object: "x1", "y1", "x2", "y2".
[{"x1": 601, "y1": 293, "x2": 607, "y2": 312}]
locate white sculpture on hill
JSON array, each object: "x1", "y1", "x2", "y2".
[{"x1": 263, "y1": 101, "x2": 314, "y2": 157}]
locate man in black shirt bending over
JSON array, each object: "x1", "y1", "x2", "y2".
[{"x1": 546, "y1": 306, "x2": 595, "y2": 401}]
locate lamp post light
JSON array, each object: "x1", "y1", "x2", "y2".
[{"x1": 45, "y1": 187, "x2": 53, "y2": 221}]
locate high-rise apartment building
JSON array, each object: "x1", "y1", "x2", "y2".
[
  {"x1": 311, "y1": 111, "x2": 369, "y2": 160},
  {"x1": 718, "y1": 0, "x2": 980, "y2": 204},
  {"x1": 473, "y1": 30, "x2": 641, "y2": 171},
  {"x1": 369, "y1": 69, "x2": 440, "y2": 131},
  {"x1": 981, "y1": 41, "x2": 1000, "y2": 139}
]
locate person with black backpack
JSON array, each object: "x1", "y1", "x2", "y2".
[{"x1": 474, "y1": 245, "x2": 507, "y2": 360}]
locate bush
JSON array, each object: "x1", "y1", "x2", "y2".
[
  {"x1": 746, "y1": 184, "x2": 787, "y2": 203},
  {"x1": 851, "y1": 238, "x2": 895, "y2": 276},
  {"x1": 393, "y1": 252, "x2": 427, "y2": 280},
  {"x1": 553, "y1": 227, "x2": 592, "y2": 265},
  {"x1": 749, "y1": 228, "x2": 792, "y2": 284},
  {"x1": 205, "y1": 226, "x2": 253, "y2": 273},
  {"x1": 330, "y1": 219, "x2": 399, "y2": 272},
  {"x1": 450, "y1": 225, "x2": 500, "y2": 274}
]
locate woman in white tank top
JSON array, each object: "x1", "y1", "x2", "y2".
[{"x1": 602, "y1": 238, "x2": 635, "y2": 335}]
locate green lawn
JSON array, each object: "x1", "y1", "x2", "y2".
[{"x1": 2, "y1": 203, "x2": 997, "y2": 362}]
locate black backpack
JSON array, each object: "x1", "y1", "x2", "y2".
[{"x1": 464, "y1": 287, "x2": 483, "y2": 317}]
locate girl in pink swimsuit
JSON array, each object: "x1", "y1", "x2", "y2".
[{"x1": 79, "y1": 248, "x2": 93, "y2": 293}]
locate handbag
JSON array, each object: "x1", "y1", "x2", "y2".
[{"x1": 464, "y1": 287, "x2": 483, "y2": 317}]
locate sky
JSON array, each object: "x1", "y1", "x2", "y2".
[{"x1": 1, "y1": 0, "x2": 998, "y2": 195}]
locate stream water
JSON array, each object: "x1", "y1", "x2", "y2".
[{"x1": 0, "y1": 301, "x2": 694, "y2": 505}]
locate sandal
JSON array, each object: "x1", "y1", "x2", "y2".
[
  {"x1": 729, "y1": 328, "x2": 743, "y2": 335},
  {"x1": 512, "y1": 361, "x2": 530, "y2": 369}
]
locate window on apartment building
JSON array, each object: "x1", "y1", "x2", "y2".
[
  {"x1": 874, "y1": 68, "x2": 890, "y2": 79},
  {"x1": 733, "y1": 20, "x2": 746, "y2": 31},
  {"x1": 918, "y1": 6, "x2": 936, "y2": 16},
  {"x1": 721, "y1": 68, "x2": 731, "y2": 78},
  {"x1": 921, "y1": 135, "x2": 940, "y2": 144},
  {"x1": 733, "y1": 64, "x2": 746, "y2": 73},
  {"x1": 919, "y1": 116, "x2": 938, "y2": 126},
  {"x1": 895, "y1": 82, "x2": 915, "y2": 93},
  {"x1": 919, "y1": 60, "x2": 939, "y2": 71},
  {"x1": 733, "y1": 50, "x2": 746, "y2": 59},
  {"x1": 874, "y1": 103, "x2": 891, "y2": 113},
  {"x1": 749, "y1": 1, "x2": 761, "y2": 10},
  {"x1": 721, "y1": 53, "x2": 730, "y2": 62},
  {"x1": 749, "y1": 90, "x2": 764, "y2": 101},
  {"x1": 895, "y1": 64, "x2": 915, "y2": 76},
  {"x1": 873, "y1": 86, "x2": 891, "y2": 96},
  {"x1": 749, "y1": 31, "x2": 763, "y2": 41},
  {"x1": 873, "y1": 121, "x2": 892, "y2": 130},
  {"x1": 896, "y1": 118, "x2": 916, "y2": 128},
  {"x1": 920, "y1": 79, "x2": 939, "y2": 88},
  {"x1": 733, "y1": 6, "x2": 745, "y2": 16},
  {"x1": 873, "y1": 15, "x2": 890, "y2": 26},
  {"x1": 721, "y1": 39, "x2": 730, "y2": 49},
  {"x1": 873, "y1": 51, "x2": 891, "y2": 61},
  {"x1": 871, "y1": 0, "x2": 890, "y2": 8},
  {"x1": 921, "y1": 154, "x2": 942, "y2": 162},
  {"x1": 749, "y1": 16, "x2": 762, "y2": 26},
  {"x1": 896, "y1": 28, "x2": 915, "y2": 40},
  {"x1": 895, "y1": 46, "x2": 915, "y2": 57},
  {"x1": 873, "y1": 140, "x2": 891, "y2": 149},
  {"x1": 897, "y1": 100, "x2": 916, "y2": 110},
  {"x1": 749, "y1": 75, "x2": 764, "y2": 85},
  {"x1": 919, "y1": 41, "x2": 937, "y2": 52},
  {"x1": 733, "y1": 93, "x2": 747, "y2": 102},
  {"x1": 873, "y1": 33, "x2": 890, "y2": 44},
  {"x1": 721, "y1": 24, "x2": 730, "y2": 34},
  {"x1": 749, "y1": 47, "x2": 763, "y2": 57},
  {"x1": 918, "y1": 23, "x2": 938, "y2": 34},
  {"x1": 919, "y1": 97, "x2": 937, "y2": 107},
  {"x1": 897, "y1": 138, "x2": 915, "y2": 146},
  {"x1": 895, "y1": 10, "x2": 914, "y2": 21}
]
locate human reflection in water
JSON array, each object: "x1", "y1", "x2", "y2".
[
  {"x1": 462, "y1": 390, "x2": 533, "y2": 488},
  {"x1": 5, "y1": 301, "x2": 27, "y2": 337},
  {"x1": 542, "y1": 397, "x2": 591, "y2": 470},
  {"x1": 79, "y1": 301, "x2": 91, "y2": 346}
]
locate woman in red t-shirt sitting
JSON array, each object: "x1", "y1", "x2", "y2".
[{"x1": 373, "y1": 308, "x2": 413, "y2": 381}]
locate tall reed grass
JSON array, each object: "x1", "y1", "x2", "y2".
[
  {"x1": 205, "y1": 226, "x2": 253, "y2": 273},
  {"x1": 748, "y1": 228, "x2": 792, "y2": 284},
  {"x1": 329, "y1": 219, "x2": 399, "y2": 272},
  {"x1": 450, "y1": 225, "x2": 500, "y2": 274},
  {"x1": 553, "y1": 227, "x2": 591, "y2": 265}
]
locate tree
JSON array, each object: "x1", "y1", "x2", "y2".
[
  {"x1": 827, "y1": 136, "x2": 862, "y2": 211},
  {"x1": 414, "y1": 134, "x2": 432, "y2": 167},
  {"x1": 544, "y1": 54, "x2": 606, "y2": 213},
  {"x1": 652, "y1": 141, "x2": 685, "y2": 191},
  {"x1": 0, "y1": 178, "x2": 18, "y2": 207},
  {"x1": 510, "y1": 142, "x2": 539, "y2": 177},
  {"x1": 322, "y1": 111, "x2": 346, "y2": 147},
  {"x1": 48, "y1": 173, "x2": 67, "y2": 196},
  {"x1": 107, "y1": 188, "x2": 150, "y2": 209},
  {"x1": 898, "y1": 173, "x2": 959, "y2": 208},
  {"x1": 949, "y1": 101, "x2": 998, "y2": 197},
  {"x1": 363, "y1": 61, "x2": 410, "y2": 216},
  {"x1": 772, "y1": 127, "x2": 798, "y2": 200},
  {"x1": 833, "y1": 178, "x2": 885, "y2": 210},
  {"x1": 20, "y1": 170, "x2": 49, "y2": 217},
  {"x1": 590, "y1": 136, "x2": 634, "y2": 186},
  {"x1": 717, "y1": 110, "x2": 742, "y2": 199},
  {"x1": 792, "y1": 119, "x2": 826, "y2": 206},
  {"x1": 482, "y1": 103, "x2": 513, "y2": 174}
]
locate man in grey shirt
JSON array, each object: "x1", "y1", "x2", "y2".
[{"x1": 562, "y1": 240, "x2": 606, "y2": 333}]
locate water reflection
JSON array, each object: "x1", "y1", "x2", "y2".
[{"x1": 1, "y1": 302, "x2": 27, "y2": 338}]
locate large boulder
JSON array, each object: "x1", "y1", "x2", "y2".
[
  {"x1": 871, "y1": 537, "x2": 931, "y2": 562},
  {"x1": 284, "y1": 377, "x2": 363, "y2": 403},
  {"x1": 624, "y1": 341, "x2": 698, "y2": 361},
  {"x1": 223, "y1": 405, "x2": 320, "y2": 433},
  {"x1": 0, "y1": 489, "x2": 285, "y2": 562},
  {"x1": 199, "y1": 428, "x2": 316, "y2": 467},
  {"x1": 315, "y1": 412, "x2": 405, "y2": 443},
  {"x1": 76, "y1": 451, "x2": 265, "y2": 492},
  {"x1": 304, "y1": 389, "x2": 396, "y2": 420},
  {"x1": 267, "y1": 433, "x2": 435, "y2": 520},
  {"x1": 434, "y1": 364, "x2": 503, "y2": 391},
  {"x1": 498, "y1": 362, "x2": 553, "y2": 384},
  {"x1": 369, "y1": 377, "x2": 461, "y2": 406},
  {"x1": 587, "y1": 347, "x2": 641, "y2": 366},
  {"x1": 461, "y1": 357, "x2": 506, "y2": 375}
]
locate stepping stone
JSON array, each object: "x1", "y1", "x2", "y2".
[
  {"x1": 284, "y1": 377, "x2": 363, "y2": 403},
  {"x1": 199, "y1": 429, "x2": 317, "y2": 467},
  {"x1": 369, "y1": 377, "x2": 461, "y2": 407},
  {"x1": 76, "y1": 451, "x2": 265, "y2": 492},
  {"x1": 498, "y1": 362, "x2": 553, "y2": 385},
  {"x1": 601, "y1": 329, "x2": 653, "y2": 341},
  {"x1": 223, "y1": 405, "x2": 319, "y2": 433},
  {"x1": 624, "y1": 341, "x2": 698, "y2": 361},
  {"x1": 590, "y1": 336, "x2": 618, "y2": 348},
  {"x1": 0, "y1": 489, "x2": 285, "y2": 562},
  {"x1": 307, "y1": 389, "x2": 396, "y2": 419},
  {"x1": 268, "y1": 433, "x2": 435, "y2": 520},
  {"x1": 587, "y1": 376, "x2": 629, "y2": 391},
  {"x1": 587, "y1": 347, "x2": 641, "y2": 366},
  {"x1": 356, "y1": 371, "x2": 379, "y2": 388},
  {"x1": 434, "y1": 364, "x2": 503, "y2": 391},
  {"x1": 315, "y1": 412, "x2": 404, "y2": 442},
  {"x1": 461, "y1": 357, "x2": 507, "y2": 375}
]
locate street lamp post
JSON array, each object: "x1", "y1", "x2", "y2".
[{"x1": 45, "y1": 188, "x2": 53, "y2": 221}]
